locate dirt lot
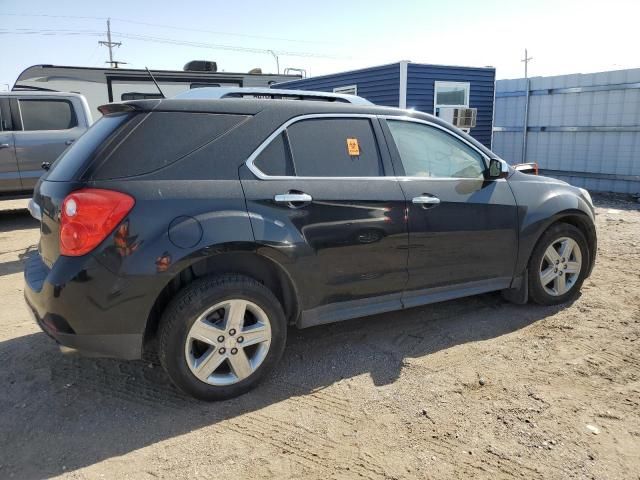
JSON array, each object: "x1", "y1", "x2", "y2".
[{"x1": 0, "y1": 195, "x2": 638, "y2": 479}]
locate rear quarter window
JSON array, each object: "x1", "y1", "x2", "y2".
[{"x1": 90, "y1": 112, "x2": 248, "y2": 180}]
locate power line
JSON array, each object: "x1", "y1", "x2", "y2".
[
  {"x1": 0, "y1": 12, "x2": 330, "y2": 45},
  {"x1": 0, "y1": 27, "x2": 345, "y2": 59},
  {"x1": 112, "y1": 31, "x2": 344, "y2": 58}
]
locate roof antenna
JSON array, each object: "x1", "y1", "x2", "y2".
[{"x1": 145, "y1": 67, "x2": 165, "y2": 98}]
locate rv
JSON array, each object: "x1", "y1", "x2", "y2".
[{"x1": 13, "y1": 63, "x2": 301, "y2": 116}]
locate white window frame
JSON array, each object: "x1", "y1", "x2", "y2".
[
  {"x1": 333, "y1": 85, "x2": 358, "y2": 96},
  {"x1": 434, "y1": 81, "x2": 470, "y2": 112}
]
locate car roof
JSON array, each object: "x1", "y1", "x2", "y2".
[
  {"x1": 2, "y1": 90, "x2": 87, "y2": 99},
  {"x1": 174, "y1": 87, "x2": 373, "y2": 105}
]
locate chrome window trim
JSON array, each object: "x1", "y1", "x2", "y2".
[{"x1": 244, "y1": 113, "x2": 492, "y2": 181}]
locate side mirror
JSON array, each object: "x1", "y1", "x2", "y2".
[{"x1": 488, "y1": 158, "x2": 509, "y2": 179}]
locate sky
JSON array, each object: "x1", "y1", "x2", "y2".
[{"x1": 1, "y1": 0, "x2": 639, "y2": 90}]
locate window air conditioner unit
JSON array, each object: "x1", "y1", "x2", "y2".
[{"x1": 438, "y1": 107, "x2": 477, "y2": 129}]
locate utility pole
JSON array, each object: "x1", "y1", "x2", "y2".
[
  {"x1": 99, "y1": 18, "x2": 125, "y2": 68},
  {"x1": 521, "y1": 48, "x2": 533, "y2": 79},
  {"x1": 521, "y1": 48, "x2": 533, "y2": 163}
]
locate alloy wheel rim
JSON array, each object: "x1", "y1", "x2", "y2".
[
  {"x1": 539, "y1": 236, "x2": 582, "y2": 296},
  {"x1": 185, "y1": 299, "x2": 272, "y2": 386}
]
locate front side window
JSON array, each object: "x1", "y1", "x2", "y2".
[
  {"x1": 387, "y1": 120, "x2": 485, "y2": 179},
  {"x1": 285, "y1": 118, "x2": 383, "y2": 177},
  {"x1": 19, "y1": 99, "x2": 77, "y2": 131}
]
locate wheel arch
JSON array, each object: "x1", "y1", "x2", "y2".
[
  {"x1": 142, "y1": 247, "x2": 300, "y2": 358},
  {"x1": 523, "y1": 209, "x2": 597, "y2": 277}
]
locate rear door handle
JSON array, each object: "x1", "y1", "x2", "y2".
[
  {"x1": 65, "y1": 139, "x2": 75, "y2": 145},
  {"x1": 412, "y1": 195, "x2": 440, "y2": 205},
  {"x1": 0, "y1": 143, "x2": 10, "y2": 149},
  {"x1": 274, "y1": 193, "x2": 312, "y2": 203}
]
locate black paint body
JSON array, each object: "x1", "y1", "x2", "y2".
[{"x1": 24, "y1": 99, "x2": 597, "y2": 360}]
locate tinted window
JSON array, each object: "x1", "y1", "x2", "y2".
[
  {"x1": 121, "y1": 92, "x2": 164, "y2": 101},
  {"x1": 19, "y1": 99, "x2": 77, "y2": 131},
  {"x1": 254, "y1": 133, "x2": 294, "y2": 176},
  {"x1": 91, "y1": 112, "x2": 248, "y2": 179},
  {"x1": 46, "y1": 114, "x2": 131, "y2": 181},
  {"x1": 387, "y1": 120, "x2": 485, "y2": 179},
  {"x1": 286, "y1": 118, "x2": 383, "y2": 177}
]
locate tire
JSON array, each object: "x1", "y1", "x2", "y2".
[
  {"x1": 159, "y1": 274, "x2": 287, "y2": 401},
  {"x1": 528, "y1": 223, "x2": 589, "y2": 306}
]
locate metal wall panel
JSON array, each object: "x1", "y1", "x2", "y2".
[
  {"x1": 406, "y1": 64, "x2": 495, "y2": 147},
  {"x1": 276, "y1": 63, "x2": 401, "y2": 107},
  {"x1": 493, "y1": 68, "x2": 640, "y2": 194}
]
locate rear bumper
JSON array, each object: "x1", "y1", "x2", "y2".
[
  {"x1": 23, "y1": 251, "x2": 158, "y2": 360},
  {"x1": 24, "y1": 297, "x2": 142, "y2": 359}
]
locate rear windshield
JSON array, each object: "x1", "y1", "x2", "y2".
[{"x1": 46, "y1": 113, "x2": 131, "y2": 181}]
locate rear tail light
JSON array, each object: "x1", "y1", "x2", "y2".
[{"x1": 60, "y1": 188, "x2": 135, "y2": 256}]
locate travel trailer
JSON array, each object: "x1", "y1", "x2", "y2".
[{"x1": 13, "y1": 63, "x2": 301, "y2": 116}]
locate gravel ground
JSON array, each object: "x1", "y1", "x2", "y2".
[{"x1": 0, "y1": 194, "x2": 638, "y2": 480}]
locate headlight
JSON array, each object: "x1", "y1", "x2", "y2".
[{"x1": 579, "y1": 188, "x2": 593, "y2": 206}]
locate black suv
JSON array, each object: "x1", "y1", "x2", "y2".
[{"x1": 25, "y1": 95, "x2": 597, "y2": 400}]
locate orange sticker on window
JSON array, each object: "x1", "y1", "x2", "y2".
[{"x1": 347, "y1": 138, "x2": 360, "y2": 156}]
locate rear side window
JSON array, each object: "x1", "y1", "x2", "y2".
[
  {"x1": 46, "y1": 113, "x2": 131, "y2": 181},
  {"x1": 91, "y1": 112, "x2": 248, "y2": 179},
  {"x1": 286, "y1": 118, "x2": 383, "y2": 177},
  {"x1": 19, "y1": 99, "x2": 77, "y2": 131},
  {"x1": 253, "y1": 133, "x2": 295, "y2": 176}
]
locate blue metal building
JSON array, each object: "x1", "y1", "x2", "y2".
[{"x1": 277, "y1": 61, "x2": 496, "y2": 148}]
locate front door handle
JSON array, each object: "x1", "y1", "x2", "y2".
[
  {"x1": 412, "y1": 195, "x2": 440, "y2": 205},
  {"x1": 65, "y1": 139, "x2": 75, "y2": 145},
  {"x1": 274, "y1": 193, "x2": 312, "y2": 203},
  {"x1": 0, "y1": 143, "x2": 10, "y2": 149}
]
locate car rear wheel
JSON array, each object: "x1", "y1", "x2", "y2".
[
  {"x1": 159, "y1": 274, "x2": 286, "y2": 401},
  {"x1": 528, "y1": 223, "x2": 589, "y2": 305}
]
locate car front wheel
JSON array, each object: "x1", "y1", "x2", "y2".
[
  {"x1": 159, "y1": 274, "x2": 287, "y2": 401},
  {"x1": 528, "y1": 223, "x2": 589, "y2": 305}
]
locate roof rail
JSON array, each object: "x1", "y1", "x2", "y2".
[{"x1": 174, "y1": 87, "x2": 373, "y2": 105}]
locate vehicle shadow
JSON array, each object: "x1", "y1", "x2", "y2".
[
  {"x1": 0, "y1": 245, "x2": 37, "y2": 277},
  {"x1": 0, "y1": 209, "x2": 38, "y2": 233},
  {"x1": 0, "y1": 292, "x2": 570, "y2": 478}
]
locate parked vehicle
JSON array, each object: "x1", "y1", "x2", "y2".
[
  {"x1": 13, "y1": 64, "x2": 301, "y2": 117},
  {"x1": 0, "y1": 91, "x2": 92, "y2": 196},
  {"x1": 24, "y1": 91, "x2": 597, "y2": 401}
]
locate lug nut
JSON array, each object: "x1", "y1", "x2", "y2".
[
  {"x1": 217, "y1": 335, "x2": 225, "y2": 342},
  {"x1": 558, "y1": 271, "x2": 563, "y2": 276},
  {"x1": 219, "y1": 347, "x2": 226, "y2": 354},
  {"x1": 561, "y1": 258, "x2": 565, "y2": 263},
  {"x1": 229, "y1": 329, "x2": 236, "y2": 336},
  {"x1": 231, "y1": 348, "x2": 238, "y2": 355},
  {"x1": 554, "y1": 268, "x2": 558, "y2": 273},
  {"x1": 555, "y1": 260, "x2": 560, "y2": 265},
  {"x1": 237, "y1": 336, "x2": 244, "y2": 344}
]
